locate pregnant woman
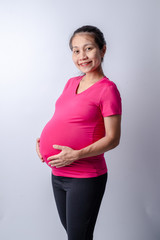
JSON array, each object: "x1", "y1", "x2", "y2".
[{"x1": 36, "y1": 25, "x2": 122, "y2": 240}]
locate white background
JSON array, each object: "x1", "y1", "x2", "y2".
[{"x1": 0, "y1": 0, "x2": 160, "y2": 239}]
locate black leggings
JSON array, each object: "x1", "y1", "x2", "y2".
[{"x1": 51, "y1": 173, "x2": 107, "y2": 240}]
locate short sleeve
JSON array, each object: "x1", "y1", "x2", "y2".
[{"x1": 99, "y1": 83, "x2": 122, "y2": 117}]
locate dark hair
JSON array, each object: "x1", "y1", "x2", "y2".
[{"x1": 69, "y1": 25, "x2": 106, "y2": 51}]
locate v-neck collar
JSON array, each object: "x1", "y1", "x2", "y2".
[{"x1": 75, "y1": 75, "x2": 106, "y2": 95}]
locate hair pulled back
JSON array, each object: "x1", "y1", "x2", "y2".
[{"x1": 69, "y1": 25, "x2": 106, "y2": 51}]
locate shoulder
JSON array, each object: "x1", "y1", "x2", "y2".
[
  {"x1": 99, "y1": 77, "x2": 120, "y2": 96},
  {"x1": 100, "y1": 76, "x2": 118, "y2": 89},
  {"x1": 99, "y1": 77, "x2": 121, "y2": 100}
]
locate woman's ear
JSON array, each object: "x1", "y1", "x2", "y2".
[
  {"x1": 101, "y1": 45, "x2": 107, "y2": 61},
  {"x1": 101, "y1": 45, "x2": 107, "y2": 58}
]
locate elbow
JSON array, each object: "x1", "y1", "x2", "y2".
[
  {"x1": 114, "y1": 137, "x2": 120, "y2": 148},
  {"x1": 109, "y1": 135, "x2": 121, "y2": 150},
  {"x1": 111, "y1": 139, "x2": 120, "y2": 149}
]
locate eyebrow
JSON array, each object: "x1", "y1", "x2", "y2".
[{"x1": 72, "y1": 43, "x2": 94, "y2": 49}]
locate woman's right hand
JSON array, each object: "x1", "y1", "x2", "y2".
[{"x1": 36, "y1": 138, "x2": 45, "y2": 162}]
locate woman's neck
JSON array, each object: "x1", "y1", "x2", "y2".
[{"x1": 82, "y1": 67, "x2": 105, "y2": 83}]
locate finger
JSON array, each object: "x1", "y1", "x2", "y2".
[
  {"x1": 55, "y1": 165, "x2": 65, "y2": 168},
  {"x1": 51, "y1": 163, "x2": 66, "y2": 168},
  {"x1": 47, "y1": 154, "x2": 60, "y2": 161},
  {"x1": 36, "y1": 139, "x2": 45, "y2": 162},
  {"x1": 36, "y1": 146, "x2": 44, "y2": 161},
  {"x1": 36, "y1": 145, "x2": 41, "y2": 157},
  {"x1": 53, "y1": 145, "x2": 65, "y2": 150},
  {"x1": 48, "y1": 159, "x2": 62, "y2": 165},
  {"x1": 55, "y1": 162, "x2": 68, "y2": 168},
  {"x1": 36, "y1": 143, "x2": 41, "y2": 154},
  {"x1": 36, "y1": 141, "x2": 41, "y2": 155},
  {"x1": 50, "y1": 162, "x2": 67, "y2": 168}
]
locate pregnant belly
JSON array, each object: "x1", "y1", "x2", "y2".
[{"x1": 39, "y1": 118, "x2": 95, "y2": 166}]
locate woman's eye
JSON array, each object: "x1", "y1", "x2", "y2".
[
  {"x1": 86, "y1": 47, "x2": 92, "y2": 51},
  {"x1": 73, "y1": 50, "x2": 79, "y2": 54}
]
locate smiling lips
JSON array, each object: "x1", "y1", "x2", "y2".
[{"x1": 79, "y1": 61, "x2": 92, "y2": 67}]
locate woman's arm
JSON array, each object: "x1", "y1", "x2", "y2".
[
  {"x1": 48, "y1": 115, "x2": 121, "y2": 168},
  {"x1": 78, "y1": 115, "x2": 121, "y2": 158}
]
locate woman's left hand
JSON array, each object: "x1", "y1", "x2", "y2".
[{"x1": 47, "y1": 145, "x2": 79, "y2": 168}]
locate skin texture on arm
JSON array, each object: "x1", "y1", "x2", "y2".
[{"x1": 47, "y1": 115, "x2": 121, "y2": 168}]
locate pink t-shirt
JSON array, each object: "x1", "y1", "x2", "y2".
[{"x1": 40, "y1": 76, "x2": 122, "y2": 178}]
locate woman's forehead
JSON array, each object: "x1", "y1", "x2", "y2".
[{"x1": 72, "y1": 33, "x2": 96, "y2": 47}]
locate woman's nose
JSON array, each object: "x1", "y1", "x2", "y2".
[{"x1": 79, "y1": 51, "x2": 87, "y2": 60}]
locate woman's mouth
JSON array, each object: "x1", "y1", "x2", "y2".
[{"x1": 79, "y1": 61, "x2": 92, "y2": 67}]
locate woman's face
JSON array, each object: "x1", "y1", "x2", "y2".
[{"x1": 71, "y1": 33, "x2": 106, "y2": 74}]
